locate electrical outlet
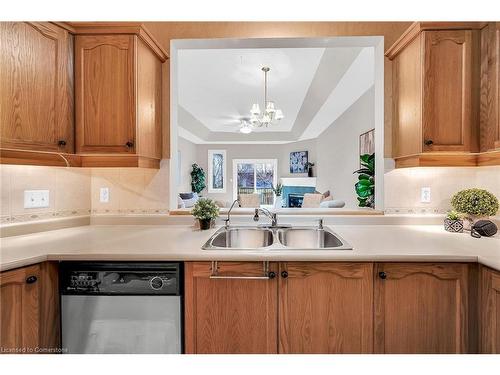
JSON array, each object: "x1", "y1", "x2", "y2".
[
  {"x1": 24, "y1": 190, "x2": 50, "y2": 209},
  {"x1": 420, "y1": 187, "x2": 431, "y2": 203},
  {"x1": 100, "y1": 187, "x2": 110, "y2": 203}
]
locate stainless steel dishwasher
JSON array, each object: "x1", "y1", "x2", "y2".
[{"x1": 60, "y1": 262, "x2": 182, "y2": 354}]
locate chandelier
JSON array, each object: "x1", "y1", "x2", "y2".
[{"x1": 240, "y1": 67, "x2": 284, "y2": 134}]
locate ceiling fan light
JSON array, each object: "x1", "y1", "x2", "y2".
[
  {"x1": 240, "y1": 123, "x2": 253, "y2": 134},
  {"x1": 250, "y1": 104, "x2": 260, "y2": 116},
  {"x1": 275, "y1": 109, "x2": 284, "y2": 120}
]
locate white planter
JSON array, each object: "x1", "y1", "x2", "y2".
[{"x1": 274, "y1": 195, "x2": 283, "y2": 209}]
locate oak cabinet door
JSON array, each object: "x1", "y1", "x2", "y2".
[
  {"x1": 481, "y1": 266, "x2": 500, "y2": 353},
  {"x1": 0, "y1": 264, "x2": 41, "y2": 353},
  {"x1": 184, "y1": 262, "x2": 278, "y2": 354},
  {"x1": 75, "y1": 35, "x2": 136, "y2": 153},
  {"x1": 374, "y1": 263, "x2": 470, "y2": 354},
  {"x1": 0, "y1": 22, "x2": 74, "y2": 153},
  {"x1": 279, "y1": 262, "x2": 373, "y2": 354},
  {"x1": 422, "y1": 30, "x2": 479, "y2": 152}
]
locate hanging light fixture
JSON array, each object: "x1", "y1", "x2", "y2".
[
  {"x1": 239, "y1": 120, "x2": 253, "y2": 134},
  {"x1": 249, "y1": 67, "x2": 284, "y2": 127}
]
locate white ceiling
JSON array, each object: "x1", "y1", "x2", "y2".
[
  {"x1": 177, "y1": 44, "x2": 374, "y2": 144},
  {"x1": 178, "y1": 48, "x2": 325, "y2": 133}
]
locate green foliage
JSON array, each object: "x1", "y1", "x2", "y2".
[
  {"x1": 272, "y1": 182, "x2": 283, "y2": 197},
  {"x1": 353, "y1": 153, "x2": 375, "y2": 208},
  {"x1": 190, "y1": 163, "x2": 206, "y2": 194},
  {"x1": 191, "y1": 198, "x2": 220, "y2": 220},
  {"x1": 446, "y1": 210, "x2": 464, "y2": 220},
  {"x1": 451, "y1": 188, "x2": 499, "y2": 217}
]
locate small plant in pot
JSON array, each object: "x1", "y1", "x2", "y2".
[
  {"x1": 192, "y1": 198, "x2": 220, "y2": 230},
  {"x1": 444, "y1": 210, "x2": 465, "y2": 233},
  {"x1": 272, "y1": 183, "x2": 283, "y2": 209},
  {"x1": 451, "y1": 188, "x2": 499, "y2": 230}
]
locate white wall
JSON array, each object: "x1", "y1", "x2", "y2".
[
  {"x1": 187, "y1": 139, "x2": 317, "y2": 204},
  {"x1": 316, "y1": 87, "x2": 375, "y2": 208},
  {"x1": 177, "y1": 137, "x2": 198, "y2": 193}
]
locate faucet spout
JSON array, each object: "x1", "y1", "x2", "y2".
[{"x1": 225, "y1": 199, "x2": 240, "y2": 227}]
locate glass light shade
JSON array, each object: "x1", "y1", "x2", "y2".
[
  {"x1": 261, "y1": 114, "x2": 271, "y2": 125},
  {"x1": 250, "y1": 104, "x2": 260, "y2": 116},
  {"x1": 275, "y1": 109, "x2": 284, "y2": 120},
  {"x1": 240, "y1": 123, "x2": 253, "y2": 134},
  {"x1": 266, "y1": 101, "x2": 276, "y2": 113}
]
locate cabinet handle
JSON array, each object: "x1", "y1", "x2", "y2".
[
  {"x1": 378, "y1": 271, "x2": 387, "y2": 280},
  {"x1": 268, "y1": 271, "x2": 276, "y2": 279},
  {"x1": 125, "y1": 141, "x2": 134, "y2": 148},
  {"x1": 424, "y1": 140, "x2": 434, "y2": 146},
  {"x1": 58, "y1": 140, "x2": 67, "y2": 147},
  {"x1": 26, "y1": 275, "x2": 38, "y2": 284},
  {"x1": 281, "y1": 271, "x2": 288, "y2": 279}
]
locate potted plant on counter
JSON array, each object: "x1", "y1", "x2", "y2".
[
  {"x1": 272, "y1": 183, "x2": 283, "y2": 209},
  {"x1": 451, "y1": 188, "x2": 499, "y2": 230},
  {"x1": 444, "y1": 210, "x2": 465, "y2": 233},
  {"x1": 192, "y1": 198, "x2": 220, "y2": 230}
]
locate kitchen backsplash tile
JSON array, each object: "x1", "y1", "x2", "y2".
[
  {"x1": 384, "y1": 166, "x2": 500, "y2": 213},
  {"x1": 1, "y1": 163, "x2": 498, "y2": 225}
]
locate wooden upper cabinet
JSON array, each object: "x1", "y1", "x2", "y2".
[
  {"x1": 480, "y1": 266, "x2": 500, "y2": 353},
  {"x1": 0, "y1": 22, "x2": 74, "y2": 154},
  {"x1": 387, "y1": 22, "x2": 482, "y2": 167},
  {"x1": 0, "y1": 264, "x2": 41, "y2": 353},
  {"x1": 279, "y1": 262, "x2": 373, "y2": 354},
  {"x1": 480, "y1": 22, "x2": 500, "y2": 153},
  {"x1": 374, "y1": 263, "x2": 472, "y2": 354},
  {"x1": 184, "y1": 261, "x2": 278, "y2": 354},
  {"x1": 422, "y1": 30, "x2": 479, "y2": 152},
  {"x1": 75, "y1": 35, "x2": 135, "y2": 154},
  {"x1": 74, "y1": 27, "x2": 165, "y2": 168}
]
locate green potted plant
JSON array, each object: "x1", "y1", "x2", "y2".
[
  {"x1": 272, "y1": 183, "x2": 283, "y2": 209},
  {"x1": 191, "y1": 163, "x2": 206, "y2": 195},
  {"x1": 192, "y1": 198, "x2": 220, "y2": 230},
  {"x1": 451, "y1": 188, "x2": 499, "y2": 230},
  {"x1": 353, "y1": 153, "x2": 375, "y2": 209},
  {"x1": 444, "y1": 210, "x2": 465, "y2": 233}
]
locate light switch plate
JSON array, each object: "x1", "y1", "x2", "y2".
[
  {"x1": 420, "y1": 187, "x2": 431, "y2": 203},
  {"x1": 24, "y1": 190, "x2": 50, "y2": 209},
  {"x1": 100, "y1": 187, "x2": 110, "y2": 203}
]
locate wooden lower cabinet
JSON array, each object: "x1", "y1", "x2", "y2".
[
  {"x1": 0, "y1": 262, "x2": 60, "y2": 354},
  {"x1": 184, "y1": 261, "x2": 374, "y2": 354},
  {"x1": 480, "y1": 266, "x2": 500, "y2": 353},
  {"x1": 184, "y1": 261, "x2": 278, "y2": 354},
  {"x1": 374, "y1": 263, "x2": 473, "y2": 354},
  {"x1": 279, "y1": 262, "x2": 373, "y2": 353}
]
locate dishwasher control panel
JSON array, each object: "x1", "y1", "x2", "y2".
[{"x1": 60, "y1": 262, "x2": 181, "y2": 295}]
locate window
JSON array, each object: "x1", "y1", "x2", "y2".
[
  {"x1": 233, "y1": 159, "x2": 278, "y2": 206},
  {"x1": 208, "y1": 150, "x2": 226, "y2": 193}
]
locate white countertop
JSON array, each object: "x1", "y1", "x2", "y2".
[{"x1": 1, "y1": 224, "x2": 499, "y2": 272}]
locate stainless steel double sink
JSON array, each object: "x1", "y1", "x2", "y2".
[{"x1": 202, "y1": 226, "x2": 352, "y2": 250}]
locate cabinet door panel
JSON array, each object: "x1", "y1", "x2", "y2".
[
  {"x1": 0, "y1": 22, "x2": 73, "y2": 153},
  {"x1": 279, "y1": 262, "x2": 373, "y2": 353},
  {"x1": 481, "y1": 267, "x2": 500, "y2": 353},
  {"x1": 184, "y1": 262, "x2": 278, "y2": 354},
  {"x1": 422, "y1": 30, "x2": 479, "y2": 152},
  {"x1": 374, "y1": 263, "x2": 469, "y2": 353},
  {"x1": 0, "y1": 264, "x2": 40, "y2": 353},
  {"x1": 75, "y1": 35, "x2": 135, "y2": 153}
]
